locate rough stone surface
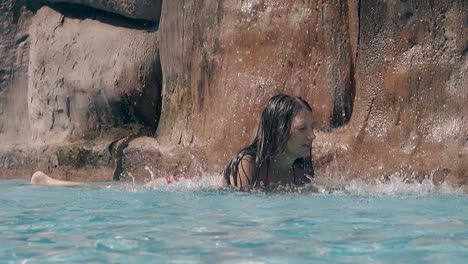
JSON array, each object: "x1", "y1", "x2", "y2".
[
  {"x1": 0, "y1": 142, "x2": 112, "y2": 181},
  {"x1": 327, "y1": 0, "x2": 468, "y2": 185},
  {"x1": 28, "y1": 6, "x2": 161, "y2": 144},
  {"x1": 119, "y1": 137, "x2": 206, "y2": 183},
  {"x1": 0, "y1": 1, "x2": 33, "y2": 145},
  {"x1": 0, "y1": 2, "x2": 162, "y2": 181}
]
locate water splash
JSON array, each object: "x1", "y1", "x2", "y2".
[
  {"x1": 144, "y1": 166, "x2": 155, "y2": 182},
  {"x1": 312, "y1": 174, "x2": 463, "y2": 196},
  {"x1": 118, "y1": 173, "x2": 224, "y2": 193},
  {"x1": 117, "y1": 172, "x2": 463, "y2": 196}
]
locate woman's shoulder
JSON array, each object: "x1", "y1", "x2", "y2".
[
  {"x1": 236, "y1": 149, "x2": 257, "y2": 165},
  {"x1": 239, "y1": 153, "x2": 255, "y2": 162},
  {"x1": 238, "y1": 153, "x2": 256, "y2": 171},
  {"x1": 232, "y1": 153, "x2": 256, "y2": 188}
]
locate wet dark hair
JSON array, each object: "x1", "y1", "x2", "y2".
[{"x1": 224, "y1": 94, "x2": 314, "y2": 187}]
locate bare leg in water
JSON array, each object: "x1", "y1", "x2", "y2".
[
  {"x1": 30, "y1": 171, "x2": 170, "y2": 187},
  {"x1": 31, "y1": 171, "x2": 90, "y2": 187}
]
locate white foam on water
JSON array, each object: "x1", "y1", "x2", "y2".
[
  {"x1": 312, "y1": 174, "x2": 463, "y2": 196},
  {"x1": 120, "y1": 173, "x2": 225, "y2": 193},
  {"x1": 118, "y1": 172, "x2": 464, "y2": 196}
]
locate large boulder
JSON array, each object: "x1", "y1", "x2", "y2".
[
  {"x1": 28, "y1": 6, "x2": 162, "y2": 144},
  {"x1": 118, "y1": 137, "x2": 206, "y2": 183},
  {"x1": 0, "y1": 3, "x2": 163, "y2": 180}
]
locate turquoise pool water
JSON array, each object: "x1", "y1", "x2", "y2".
[{"x1": 1, "y1": 178, "x2": 467, "y2": 263}]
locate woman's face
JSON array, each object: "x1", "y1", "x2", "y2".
[{"x1": 285, "y1": 109, "x2": 315, "y2": 158}]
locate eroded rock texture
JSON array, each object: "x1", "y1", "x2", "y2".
[
  {"x1": 28, "y1": 6, "x2": 161, "y2": 144},
  {"x1": 0, "y1": 1, "x2": 32, "y2": 145},
  {"x1": 0, "y1": 0, "x2": 162, "y2": 179},
  {"x1": 0, "y1": 0, "x2": 467, "y2": 186},
  {"x1": 119, "y1": 137, "x2": 206, "y2": 182},
  {"x1": 337, "y1": 0, "x2": 468, "y2": 185}
]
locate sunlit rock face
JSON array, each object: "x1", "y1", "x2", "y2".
[
  {"x1": 28, "y1": 6, "x2": 161, "y2": 144},
  {"x1": 333, "y1": 0, "x2": 468, "y2": 185},
  {"x1": 352, "y1": 0, "x2": 467, "y2": 144},
  {"x1": 0, "y1": 1, "x2": 162, "y2": 179}
]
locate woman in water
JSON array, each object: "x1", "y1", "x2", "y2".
[
  {"x1": 224, "y1": 94, "x2": 316, "y2": 190},
  {"x1": 31, "y1": 94, "x2": 316, "y2": 189}
]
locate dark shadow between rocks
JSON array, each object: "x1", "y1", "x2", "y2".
[{"x1": 43, "y1": 2, "x2": 159, "y2": 31}]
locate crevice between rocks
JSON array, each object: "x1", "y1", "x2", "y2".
[
  {"x1": 330, "y1": 0, "x2": 359, "y2": 129},
  {"x1": 49, "y1": 2, "x2": 158, "y2": 31},
  {"x1": 25, "y1": 1, "x2": 158, "y2": 31}
]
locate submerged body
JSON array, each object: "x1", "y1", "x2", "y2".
[{"x1": 230, "y1": 154, "x2": 313, "y2": 189}]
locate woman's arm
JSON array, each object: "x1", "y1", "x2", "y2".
[{"x1": 230, "y1": 155, "x2": 255, "y2": 189}]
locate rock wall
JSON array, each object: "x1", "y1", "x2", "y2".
[
  {"x1": 28, "y1": 6, "x2": 161, "y2": 144},
  {"x1": 158, "y1": 0, "x2": 355, "y2": 169},
  {"x1": 338, "y1": 0, "x2": 468, "y2": 185},
  {"x1": 0, "y1": 1, "x2": 32, "y2": 145},
  {"x1": 0, "y1": 0, "x2": 162, "y2": 180},
  {"x1": 0, "y1": 0, "x2": 467, "y2": 186}
]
